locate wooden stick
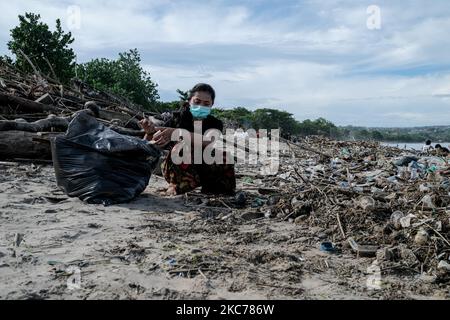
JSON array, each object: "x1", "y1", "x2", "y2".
[
  {"x1": 219, "y1": 199, "x2": 233, "y2": 210},
  {"x1": 198, "y1": 268, "x2": 208, "y2": 280},
  {"x1": 283, "y1": 211, "x2": 296, "y2": 221},
  {"x1": 43, "y1": 56, "x2": 58, "y2": 82},
  {"x1": 424, "y1": 223, "x2": 450, "y2": 247},
  {"x1": 18, "y1": 49, "x2": 40, "y2": 76},
  {"x1": 336, "y1": 212, "x2": 346, "y2": 239}
]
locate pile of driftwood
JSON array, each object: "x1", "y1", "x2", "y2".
[{"x1": 0, "y1": 61, "x2": 156, "y2": 160}]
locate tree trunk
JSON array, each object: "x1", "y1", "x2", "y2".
[
  {"x1": 0, "y1": 93, "x2": 61, "y2": 114},
  {"x1": 0, "y1": 112, "x2": 144, "y2": 136},
  {"x1": 0, "y1": 131, "x2": 53, "y2": 159},
  {"x1": 0, "y1": 115, "x2": 69, "y2": 132}
]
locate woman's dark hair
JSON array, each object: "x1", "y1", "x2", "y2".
[
  {"x1": 188, "y1": 83, "x2": 216, "y2": 103},
  {"x1": 426, "y1": 140, "x2": 432, "y2": 145},
  {"x1": 435, "y1": 144, "x2": 442, "y2": 149}
]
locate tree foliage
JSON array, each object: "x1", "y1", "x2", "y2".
[
  {"x1": 176, "y1": 89, "x2": 189, "y2": 102},
  {"x1": 7, "y1": 12, "x2": 76, "y2": 83},
  {"x1": 77, "y1": 49, "x2": 159, "y2": 109},
  {"x1": 212, "y1": 107, "x2": 253, "y2": 127},
  {"x1": 214, "y1": 107, "x2": 339, "y2": 138}
]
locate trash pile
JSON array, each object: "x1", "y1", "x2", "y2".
[
  {"x1": 0, "y1": 61, "x2": 154, "y2": 160},
  {"x1": 213, "y1": 136, "x2": 450, "y2": 281}
]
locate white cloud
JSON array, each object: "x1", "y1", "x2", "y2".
[{"x1": 1, "y1": 0, "x2": 450, "y2": 127}]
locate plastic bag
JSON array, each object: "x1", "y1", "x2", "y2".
[{"x1": 51, "y1": 112, "x2": 161, "y2": 205}]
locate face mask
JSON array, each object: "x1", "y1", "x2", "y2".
[{"x1": 190, "y1": 104, "x2": 211, "y2": 119}]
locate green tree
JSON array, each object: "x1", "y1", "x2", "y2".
[
  {"x1": 212, "y1": 107, "x2": 253, "y2": 127},
  {"x1": 0, "y1": 55, "x2": 13, "y2": 65},
  {"x1": 252, "y1": 108, "x2": 299, "y2": 136},
  {"x1": 7, "y1": 12, "x2": 76, "y2": 83},
  {"x1": 371, "y1": 130, "x2": 384, "y2": 141},
  {"x1": 298, "y1": 119, "x2": 315, "y2": 136},
  {"x1": 77, "y1": 49, "x2": 159, "y2": 110},
  {"x1": 312, "y1": 117, "x2": 337, "y2": 136},
  {"x1": 176, "y1": 89, "x2": 189, "y2": 102},
  {"x1": 296, "y1": 118, "x2": 337, "y2": 137},
  {"x1": 356, "y1": 129, "x2": 370, "y2": 140}
]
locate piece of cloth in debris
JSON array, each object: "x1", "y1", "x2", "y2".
[{"x1": 160, "y1": 103, "x2": 236, "y2": 195}]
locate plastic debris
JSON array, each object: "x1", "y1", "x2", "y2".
[
  {"x1": 320, "y1": 242, "x2": 336, "y2": 253},
  {"x1": 357, "y1": 196, "x2": 376, "y2": 211},
  {"x1": 438, "y1": 260, "x2": 450, "y2": 273},
  {"x1": 390, "y1": 211, "x2": 405, "y2": 230},
  {"x1": 234, "y1": 191, "x2": 247, "y2": 207},
  {"x1": 414, "y1": 229, "x2": 429, "y2": 245},
  {"x1": 421, "y1": 195, "x2": 436, "y2": 209}
]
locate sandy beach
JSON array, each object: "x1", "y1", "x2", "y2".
[{"x1": 1, "y1": 143, "x2": 449, "y2": 300}]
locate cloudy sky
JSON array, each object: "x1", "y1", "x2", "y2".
[{"x1": 1, "y1": 0, "x2": 450, "y2": 127}]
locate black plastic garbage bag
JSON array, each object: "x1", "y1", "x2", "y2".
[{"x1": 51, "y1": 112, "x2": 161, "y2": 205}]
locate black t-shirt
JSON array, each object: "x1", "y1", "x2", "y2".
[{"x1": 163, "y1": 103, "x2": 223, "y2": 134}]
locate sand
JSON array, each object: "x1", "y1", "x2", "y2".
[{"x1": 0, "y1": 160, "x2": 448, "y2": 300}]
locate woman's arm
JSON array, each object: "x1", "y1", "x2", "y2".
[
  {"x1": 139, "y1": 118, "x2": 157, "y2": 141},
  {"x1": 153, "y1": 127, "x2": 216, "y2": 148}
]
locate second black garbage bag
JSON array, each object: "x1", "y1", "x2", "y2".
[{"x1": 51, "y1": 112, "x2": 161, "y2": 205}]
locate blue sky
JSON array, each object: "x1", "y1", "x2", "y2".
[{"x1": 1, "y1": 0, "x2": 450, "y2": 127}]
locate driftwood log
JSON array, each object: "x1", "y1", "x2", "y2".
[
  {"x1": 0, "y1": 115, "x2": 70, "y2": 132},
  {"x1": 0, "y1": 110, "x2": 144, "y2": 134},
  {"x1": 0, "y1": 127, "x2": 143, "y2": 160},
  {"x1": 0, "y1": 131, "x2": 54, "y2": 159},
  {"x1": 0, "y1": 93, "x2": 61, "y2": 114},
  {"x1": 0, "y1": 112, "x2": 144, "y2": 160}
]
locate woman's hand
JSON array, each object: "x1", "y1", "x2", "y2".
[
  {"x1": 153, "y1": 127, "x2": 175, "y2": 147},
  {"x1": 139, "y1": 118, "x2": 156, "y2": 135}
]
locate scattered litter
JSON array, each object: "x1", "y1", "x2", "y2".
[
  {"x1": 356, "y1": 196, "x2": 375, "y2": 211},
  {"x1": 251, "y1": 198, "x2": 264, "y2": 208},
  {"x1": 347, "y1": 237, "x2": 378, "y2": 257},
  {"x1": 234, "y1": 191, "x2": 247, "y2": 207},
  {"x1": 320, "y1": 242, "x2": 336, "y2": 253},
  {"x1": 437, "y1": 260, "x2": 450, "y2": 273},
  {"x1": 167, "y1": 258, "x2": 177, "y2": 267},
  {"x1": 414, "y1": 229, "x2": 429, "y2": 246},
  {"x1": 13, "y1": 233, "x2": 24, "y2": 247},
  {"x1": 421, "y1": 195, "x2": 436, "y2": 209},
  {"x1": 242, "y1": 177, "x2": 254, "y2": 184}
]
